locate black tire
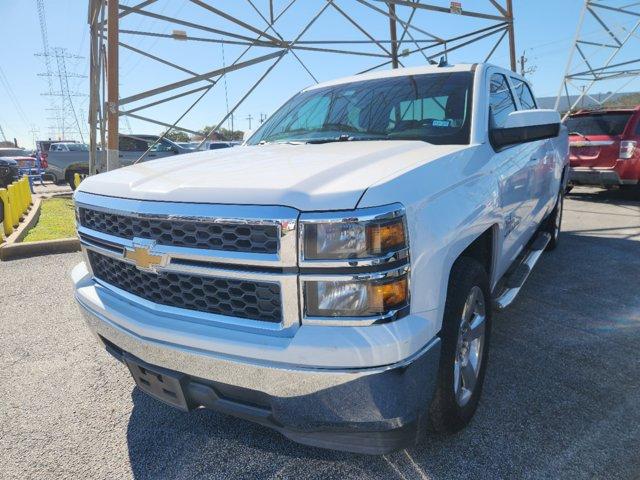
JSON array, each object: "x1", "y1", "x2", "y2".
[
  {"x1": 543, "y1": 190, "x2": 564, "y2": 251},
  {"x1": 428, "y1": 257, "x2": 492, "y2": 433}
]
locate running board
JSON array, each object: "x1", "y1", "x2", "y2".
[{"x1": 492, "y1": 232, "x2": 551, "y2": 311}]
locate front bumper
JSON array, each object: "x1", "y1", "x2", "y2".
[{"x1": 74, "y1": 263, "x2": 441, "y2": 454}]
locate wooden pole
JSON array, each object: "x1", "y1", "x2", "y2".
[
  {"x1": 388, "y1": 3, "x2": 399, "y2": 69},
  {"x1": 106, "y1": 0, "x2": 120, "y2": 170},
  {"x1": 506, "y1": 0, "x2": 516, "y2": 72}
]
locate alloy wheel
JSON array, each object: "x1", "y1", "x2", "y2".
[{"x1": 453, "y1": 285, "x2": 486, "y2": 407}]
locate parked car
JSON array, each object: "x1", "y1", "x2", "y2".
[
  {"x1": 565, "y1": 107, "x2": 640, "y2": 189},
  {"x1": 45, "y1": 135, "x2": 193, "y2": 189},
  {"x1": 36, "y1": 139, "x2": 76, "y2": 173},
  {"x1": 0, "y1": 148, "x2": 34, "y2": 188},
  {"x1": 73, "y1": 63, "x2": 568, "y2": 454},
  {"x1": 208, "y1": 141, "x2": 236, "y2": 150},
  {"x1": 0, "y1": 158, "x2": 19, "y2": 188}
]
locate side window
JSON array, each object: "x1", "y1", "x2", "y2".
[
  {"x1": 489, "y1": 73, "x2": 517, "y2": 129},
  {"x1": 511, "y1": 78, "x2": 537, "y2": 110},
  {"x1": 119, "y1": 137, "x2": 148, "y2": 152},
  {"x1": 151, "y1": 140, "x2": 176, "y2": 152}
]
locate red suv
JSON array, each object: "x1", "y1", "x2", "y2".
[{"x1": 565, "y1": 107, "x2": 640, "y2": 189}]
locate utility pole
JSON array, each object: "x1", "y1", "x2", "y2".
[
  {"x1": 519, "y1": 50, "x2": 537, "y2": 77},
  {"x1": 260, "y1": 113, "x2": 268, "y2": 124},
  {"x1": 506, "y1": 0, "x2": 517, "y2": 72},
  {"x1": 106, "y1": 0, "x2": 120, "y2": 171},
  {"x1": 29, "y1": 125, "x2": 40, "y2": 146},
  {"x1": 388, "y1": 3, "x2": 399, "y2": 69},
  {"x1": 246, "y1": 114, "x2": 253, "y2": 130}
]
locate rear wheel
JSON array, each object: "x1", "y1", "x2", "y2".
[
  {"x1": 66, "y1": 170, "x2": 87, "y2": 190},
  {"x1": 429, "y1": 257, "x2": 491, "y2": 433}
]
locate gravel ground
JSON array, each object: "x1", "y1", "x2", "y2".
[{"x1": 1, "y1": 186, "x2": 639, "y2": 480}]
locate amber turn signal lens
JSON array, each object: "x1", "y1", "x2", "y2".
[
  {"x1": 368, "y1": 276, "x2": 408, "y2": 311},
  {"x1": 367, "y1": 219, "x2": 406, "y2": 255}
]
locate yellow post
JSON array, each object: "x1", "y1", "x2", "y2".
[
  {"x1": 26, "y1": 176, "x2": 33, "y2": 206},
  {"x1": 7, "y1": 184, "x2": 20, "y2": 227},
  {"x1": 22, "y1": 177, "x2": 31, "y2": 209},
  {"x1": 74, "y1": 172, "x2": 81, "y2": 189},
  {"x1": 18, "y1": 178, "x2": 27, "y2": 214},
  {"x1": 0, "y1": 188, "x2": 13, "y2": 237}
]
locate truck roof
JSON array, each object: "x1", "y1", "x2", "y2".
[{"x1": 304, "y1": 63, "x2": 507, "y2": 92}]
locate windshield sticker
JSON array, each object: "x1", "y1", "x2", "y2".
[{"x1": 432, "y1": 120, "x2": 451, "y2": 127}]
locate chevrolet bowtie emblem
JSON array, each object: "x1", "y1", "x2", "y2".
[{"x1": 125, "y1": 245, "x2": 163, "y2": 270}]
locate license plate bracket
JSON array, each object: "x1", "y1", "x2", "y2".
[{"x1": 125, "y1": 356, "x2": 190, "y2": 411}]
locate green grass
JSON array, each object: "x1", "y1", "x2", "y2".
[{"x1": 22, "y1": 197, "x2": 76, "y2": 243}]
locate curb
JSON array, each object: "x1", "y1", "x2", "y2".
[
  {"x1": 0, "y1": 237, "x2": 81, "y2": 261},
  {"x1": 1, "y1": 197, "x2": 42, "y2": 244}
]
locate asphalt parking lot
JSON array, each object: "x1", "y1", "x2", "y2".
[{"x1": 1, "y1": 186, "x2": 639, "y2": 480}]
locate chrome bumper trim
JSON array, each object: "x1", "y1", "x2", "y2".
[{"x1": 78, "y1": 292, "x2": 441, "y2": 396}]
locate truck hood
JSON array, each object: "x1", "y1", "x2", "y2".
[{"x1": 79, "y1": 141, "x2": 469, "y2": 211}]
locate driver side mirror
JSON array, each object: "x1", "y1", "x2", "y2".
[{"x1": 490, "y1": 109, "x2": 560, "y2": 149}]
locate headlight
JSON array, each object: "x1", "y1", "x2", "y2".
[
  {"x1": 304, "y1": 272, "x2": 408, "y2": 318},
  {"x1": 299, "y1": 204, "x2": 410, "y2": 324},
  {"x1": 301, "y1": 205, "x2": 407, "y2": 261}
]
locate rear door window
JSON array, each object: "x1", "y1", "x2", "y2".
[
  {"x1": 119, "y1": 137, "x2": 149, "y2": 152},
  {"x1": 511, "y1": 78, "x2": 537, "y2": 110},
  {"x1": 489, "y1": 73, "x2": 517, "y2": 128},
  {"x1": 565, "y1": 113, "x2": 633, "y2": 136}
]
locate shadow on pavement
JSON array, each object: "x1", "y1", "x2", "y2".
[
  {"x1": 125, "y1": 223, "x2": 640, "y2": 479},
  {"x1": 567, "y1": 185, "x2": 640, "y2": 205}
]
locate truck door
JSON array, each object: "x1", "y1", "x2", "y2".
[
  {"x1": 510, "y1": 76, "x2": 558, "y2": 226},
  {"x1": 118, "y1": 136, "x2": 157, "y2": 166},
  {"x1": 488, "y1": 71, "x2": 536, "y2": 274}
]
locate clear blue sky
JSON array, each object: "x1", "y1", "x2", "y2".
[{"x1": 0, "y1": 0, "x2": 593, "y2": 148}]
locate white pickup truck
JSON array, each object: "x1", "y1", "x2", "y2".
[{"x1": 73, "y1": 63, "x2": 568, "y2": 454}]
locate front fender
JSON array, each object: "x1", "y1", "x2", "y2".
[{"x1": 358, "y1": 144, "x2": 501, "y2": 336}]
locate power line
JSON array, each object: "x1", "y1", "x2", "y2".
[{"x1": 0, "y1": 65, "x2": 33, "y2": 129}]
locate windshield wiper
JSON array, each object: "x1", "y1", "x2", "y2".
[{"x1": 304, "y1": 134, "x2": 352, "y2": 144}]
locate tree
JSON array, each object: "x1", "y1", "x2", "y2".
[
  {"x1": 163, "y1": 130, "x2": 190, "y2": 142},
  {"x1": 602, "y1": 92, "x2": 640, "y2": 108},
  {"x1": 198, "y1": 126, "x2": 244, "y2": 141}
]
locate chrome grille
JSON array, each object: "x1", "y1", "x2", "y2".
[
  {"x1": 88, "y1": 251, "x2": 282, "y2": 323},
  {"x1": 79, "y1": 208, "x2": 279, "y2": 254}
]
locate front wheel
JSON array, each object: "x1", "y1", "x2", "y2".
[
  {"x1": 544, "y1": 190, "x2": 564, "y2": 251},
  {"x1": 429, "y1": 257, "x2": 492, "y2": 433}
]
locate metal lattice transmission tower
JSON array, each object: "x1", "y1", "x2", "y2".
[
  {"x1": 36, "y1": 0, "x2": 88, "y2": 141},
  {"x1": 556, "y1": 0, "x2": 640, "y2": 117},
  {"x1": 35, "y1": 0, "x2": 61, "y2": 138},
  {"x1": 88, "y1": 0, "x2": 517, "y2": 173},
  {"x1": 39, "y1": 48, "x2": 88, "y2": 141}
]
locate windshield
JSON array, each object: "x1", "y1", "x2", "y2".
[
  {"x1": 66, "y1": 143, "x2": 89, "y2": 152},
  {"x1": 247, "y1": 72, "x2": 473, "y2": 145},
  {"x1": 565, "y1": 113, "x2": 632, "y2": 136}
]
